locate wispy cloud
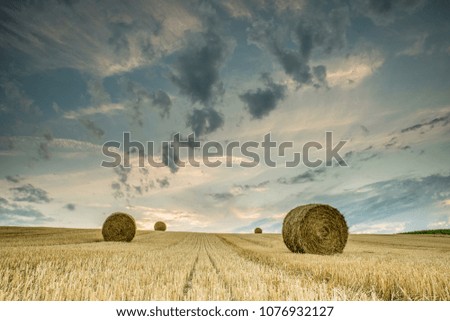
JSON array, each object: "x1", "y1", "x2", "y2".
[{"x1": 10, "y1": 184, "x2": 52, "y2": 203}]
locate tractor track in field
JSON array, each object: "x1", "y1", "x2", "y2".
[{"x1": 204, "y1": 235, "x2": 236, "y2": 300}]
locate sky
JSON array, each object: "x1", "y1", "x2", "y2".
[{"x1": 0, "y1": 0, "x2": 449, "y2": 234}]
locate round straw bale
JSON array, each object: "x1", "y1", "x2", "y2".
[
  {"x1": 154, "y1": 221, "x2": 167, "y2": 231},
  {"x1": 254, "y1": 227, "x2": 262, "y2": 234},
  {"x1": 102, "y1": 212, "x2": 136, "y2": 242},
  {"x1": 282, "y1": 204, "x2": 348, "y2": 255}
]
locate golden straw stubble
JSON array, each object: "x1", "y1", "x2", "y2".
[
  {"x1": 282, "y1": 204, "x2": 348, "y2": 255},
  {"x1": 154, "y1": 221, "x2": 167, "y2": 231},
  {"x1": 102, "y1": 212, "x2": 136, "y2": 242}
]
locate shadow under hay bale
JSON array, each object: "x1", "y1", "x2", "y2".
[
  {"x1": 102, "y1": 212, "x2": 136, "y2": 242},
  {"x1": 254, "y1": 227, "x2": 262, "y2": 234},
  {"x1": 154, "y1": 221, "x2": 167, "y2": 231},
  {"x1": 282, "y1": 204, "x2": 348, "y2": 255}
]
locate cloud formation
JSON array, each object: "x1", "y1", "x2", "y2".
[
  {"x1": 401, "y1": 114, "x2": 450, "y2": 133},
  {"x1": 186, "y1": 107, "x2": 224, "y2": 137},
  {"x1": 170, "y1": 7, "x2": 232, "y2": 106},
  {"x1": 240, "y1": 74, "x2": 287, "y2": 119},
  {"x1": 10, "y1": 184, "x2": 51, "y2": 203},
  {"x1": 248, "y1": 3, "x2": 349, "y2": 87},
  {"x1": 0, "y1": 197, "x2": 53, "y2": 225},
  {"x1": 278, "y1": 167, "x2": 326, "y2": 184},
  {"x1": 64, "y1": 203, "x2": 76, "y2": 211},
  {"x1": 79, "y1": 118, "x2": 105, "y2": 139}
]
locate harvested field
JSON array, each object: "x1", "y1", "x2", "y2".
[{"x1": 0, "y1": 227, "x2": 449, "y2": 300}]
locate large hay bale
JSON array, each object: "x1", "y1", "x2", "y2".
[
  {"x1": 254, "y1": 227, "x2": 262, "y2": 234},
  {"x1": 282, "y1": 204, "x2": 348, "y2": 255},
  {"x1": 102, "y1": 212, "x2": 136, "y2": 242},
  {"x1": 154, "y1": 221, "x2": 167, "y2": 231}
]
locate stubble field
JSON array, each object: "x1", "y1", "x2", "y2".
[{"x1": 0, "y1": 227, "x2": 449, "y2": 301}]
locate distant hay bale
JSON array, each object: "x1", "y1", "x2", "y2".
[
  {"x1": 282, "y1": 204, "x2": 348, "y2": 255},
  {"x1": 102, "y1": 212, "x2": 136, "y2": 242},
  {"x1": 254, "y1": 227, "x2": 262, "y2": 234},
  {"x1": 154, "y1": 221, "x2": 167, "y2": 231}
]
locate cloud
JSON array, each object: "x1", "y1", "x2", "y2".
[
  {"x1": 122, "y1": 80, "x2": 172, "y2": 126},
  {"x1": 208, "y1": 192, "x2": 235, "y2": 201},
  {"x1": 0, "y1": 0, "x2": 198, "y2": 76},
  {"x1": 79, "y1": 118, "x2": 105, "y2": 139},
  {"x1": 162, "y1": 142, "x2": 179, "y2": 174},
  {"x1": 354, "y1": 0, "x2": 425, "y2": 25},
  {"x1": 156, "y1": 176, "x2": 170, "y2": 188},
  {"x1": 64, "y1": 203, "x2": 76, "y2": 211},
  {"x1": 38, "y1": 142, "x2": 50, "y2": 160},
  {"x1": 5, "y1": 175, "x2": 23, "y2": 183},
  {"x1": 325, "y1": 47, "x2": 385, "y2": 88},
  {"x1": 151, "y1": 89, "x2": 172, "y2": 118},
  {"x1": 169, "y1": 7, "x2": 232, "y2": 106},
  {"x1": 400, "y1": 114, "x2": 450, "y2": 133},
  {"x1": 63, "y1": 104, "x2": 124, "y2": 120},
  {"x1": 312, "y1": 174, "x2": 450, "y2": 225},
  {"x1": 0, "y1": 197, "x2": 53, "y2": 225},
  {"x1": 10, "y1": 184, "x2": 51, "y2": 203},
  {"x1": 248, "y1": 3, "x2": 350, "y2": 87},
  {"x1": 186, "y1": 107, "x2": 224, "y2": 137},
  {"x1": 231, "y1": 180, "x2": 270, "y2": 194},
  {"x1": 0, "y1": 78, "x2": 42, "y2": 126},
  {"x1": 278, "y1": 167, "x2": 326, "y2": 184},
  {"x1": 240, "y1": 73, "x2": 287, "y2": 119}
]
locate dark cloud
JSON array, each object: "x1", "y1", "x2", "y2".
[
  {"x1": 233, "y1": 180, "x2": 270, "y2": 192},
  {"x1": 124, "y1": 81, "x2": 172, "y2": 126},
  {"x1": 111, "y1": 165, "x2": 132, "y2": 199},
  {"x1": 43, "y1": 132, "x2": 53, "y2": 141},
  {"x1": 169, "y1": 9, "x2": 232, "y2": 106},
  {"x1": 162, "y1": 142, "x2": 179, "y2": 174},
  {"x1": 186, "y1": 107, "x2": 224, "y2": 137},
  {"x1": 133, "y1": 185, "x2": 142, "y2": 195},
  {"x1": 0, "y1": 198, "x2": 53, "y2": 225},
  {"x1": 239, "y1": 73, "x2": 287, "y2": 119},
  {"x1": 114, "y1": 165, "x2": 131, "y2": 185},
  {"x1": 156, "y1": 177, "x2": 170, "y2": 188},
  {"x1": 79, "y1": 117, "x2": 104, "y2": 138},
  {"x1": 151, "y1": 89, "x2": 171, "y2": 118},
  {"x1": 312, "y1": 65, "x2": 328, "y2": 88},
  {"x1": 5, "y1": 175, "x2": 23, "y2": 183},
  {"x1": 10, "y1": 184, "x2": 51, "y2": 203},
  {"x1": 208, "y1": 192, "x2": 235, "y2": 201},
  {"x1": 356, "y1": 0, "x2": 425, "y2": 25},
  {"x1": 170, "y1": 2, "x2": 234, "y2": 107},
  {"x1": 64, "y1": 203, "x2": 76, "y2": 211},
  {"x1": 360, "y1": 125, "x2": 370, "y2": 135},
  {"x1": 38, "y1": 142, "x2": 50, "y2": 160},
  {"x1": 278, "y1": 167, "x2": 326, "y2": 184},
  {"x1": 400, "y1": 114, "x2": 450, "y2": 133},
  {"x1": 384, "y1": 137, "x2": 397, "y2": 148},
  {"x1": 111, "y1": 182, "x2": 121, "y2": 190},
  {"x1": 248, "y1": 4, "x2": 349, "y2": 87}
]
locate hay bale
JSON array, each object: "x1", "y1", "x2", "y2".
[
  {"x1": 102, "y1": 212, "x2": 136, "y2": 242},
  {"x1": 254, "y1": 227, "x2": 262, "y2": 234},
  {"x1": 282, "y1": 204, "x2": 348, "y2": 255},
  {"x1": 154, "y1": 221, "x2": 167, "y2": 231}
]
